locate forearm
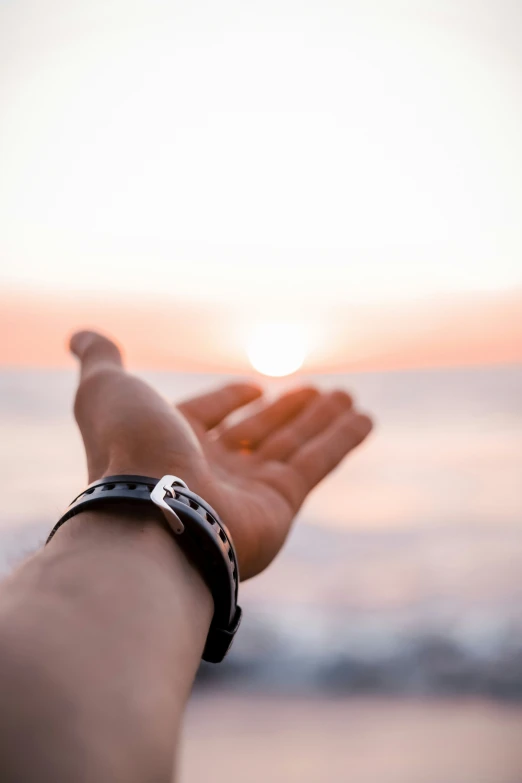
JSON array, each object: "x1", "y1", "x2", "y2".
[{"x1": 0, "y1": 507, "x2": 213, "y2": 783}]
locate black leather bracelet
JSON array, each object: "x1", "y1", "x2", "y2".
[{"x1": 46, "y1": 474, "x2": 241, "y2": 663}]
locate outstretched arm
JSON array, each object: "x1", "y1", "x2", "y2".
[
  {"x1": 0, "y1": 332, "x2": 372, "y2": 782},
  {"x1": 0, "y1": 506, "x2": 212, "y2": 782}
]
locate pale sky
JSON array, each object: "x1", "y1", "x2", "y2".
[{"x1": 1, "y1": 0, "x2": 521, "y2": 313}]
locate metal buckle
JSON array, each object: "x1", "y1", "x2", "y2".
[{"x1": 150, "y1": 475, "x2": 189, "y2": 535}]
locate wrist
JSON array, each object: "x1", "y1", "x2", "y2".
[
  {"x1": 48, "y1": 506, "x2": 214, "y2": 629},
  {"x1": 47, "y1": 474, "x2": 241, "y2": 663},
  {"x1": 100, "y1": 458, "x2": 212, "y2": 499}
]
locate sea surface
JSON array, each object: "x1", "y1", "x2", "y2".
[{"x1": 1, "y1": 365, "x2": 521, "y2": 781}]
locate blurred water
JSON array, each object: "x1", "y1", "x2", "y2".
[{"x1": 0, "y1": 365, "x2": 521, "y2": 696}]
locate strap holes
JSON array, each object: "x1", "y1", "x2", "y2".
[
  {"x1": 127, "y1": 483, "x2": 137, "y2": 490},
  {"x1": 218, "y1": 528, "x2": 227, "y2": 543},
  {"x1": 84, "y1": 488, "x2": 94, "y2": 495},
  {"x1": 102, "y1": 483, "x2": 115, "y2": 491}
]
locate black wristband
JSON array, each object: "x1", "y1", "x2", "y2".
[{"x1": 46, "y1": 475, "x2": 241, "y2": 663}]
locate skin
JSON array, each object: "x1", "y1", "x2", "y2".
[{"x1": 0, "y1": 331, "x2": 373, "y2": 782}]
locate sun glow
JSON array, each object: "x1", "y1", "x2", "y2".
[{"x1": 246, "y1": 323, "x2": 307, "y2": 377}]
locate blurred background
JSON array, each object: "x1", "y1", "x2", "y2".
[{"x1": 1, "y1": 1, "x2": 521, "y2": 781}]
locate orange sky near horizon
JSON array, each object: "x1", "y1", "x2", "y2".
[{"x1": 1, "y1": 287, "x2": 520, "y2": 374}]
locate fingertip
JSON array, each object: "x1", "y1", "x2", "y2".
[
  {"x1": 224, "y1": 382, "x2": 264, "y2": 410},
  {"x1": 356, "y1": 412, "x2": 374, "y2": 436},
  {"x1": 234, "y1": 382, "x2": 263, "y2": 401},
  {"x1": 330, "y1": 389, "x2": 354, "y2": 409},
  {"x1": 69, "y1": 330, "x2": 98, "y2": 359},
  {"x1": 337, "y1": 409, "x2": 374, "y2": 445},
  {"x1": 292, "y1": 386, "x2": 319, "y2": 401},
  {"x1": 68, "y1": 330, "x2": 123, "y2": 370}
]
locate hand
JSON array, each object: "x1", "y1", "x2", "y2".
[{"x1": 71, "y1": 330, "x2": 373, "y2": 579}]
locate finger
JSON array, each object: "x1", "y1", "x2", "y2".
[
  {"x1": 70, "y1": 330, "x2": 123, "y2": 379},
  {"x1": 257, "y1": 390, "x2": 353, "y2": 461},
  {"x1": 220, "y1": 387, "x2": 319, "y2": 449},
  {"x1": 178, "y1": 383, "x2": 262, "y2": 430},
  {"x1": 289, "y1": 410, "x2": 373, "y2": 491}
]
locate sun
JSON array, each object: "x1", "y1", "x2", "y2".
[{"x1": 246, "y1": 323, "x2": 307, "y2": 377}]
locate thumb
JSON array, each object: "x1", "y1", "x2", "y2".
[{"x1": 69, "y1": 331, "x2": 123, "y2": 379}]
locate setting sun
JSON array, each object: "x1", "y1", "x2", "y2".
[{"x1": 247, "y1": 323, "x2": 307, "y2": 377}]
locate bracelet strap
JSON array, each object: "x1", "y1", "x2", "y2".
[{"x1": 47, "y1": 475, "x2": 242, "y2": 663}]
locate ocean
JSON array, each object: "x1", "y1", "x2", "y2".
[{"x1": 1, "y1": 365, "x2": 522, "y2": 780}]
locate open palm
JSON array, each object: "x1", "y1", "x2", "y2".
[
  {"x1": 71, "y1": 331, "x2": 373, "y2": 580},
  {"x1": 179, "y1": 376, "x2": 372, "y2": 578}
]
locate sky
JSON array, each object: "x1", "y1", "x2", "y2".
[{"x1": 0, "y1": 0, "x2": 521, "y2": 370}]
